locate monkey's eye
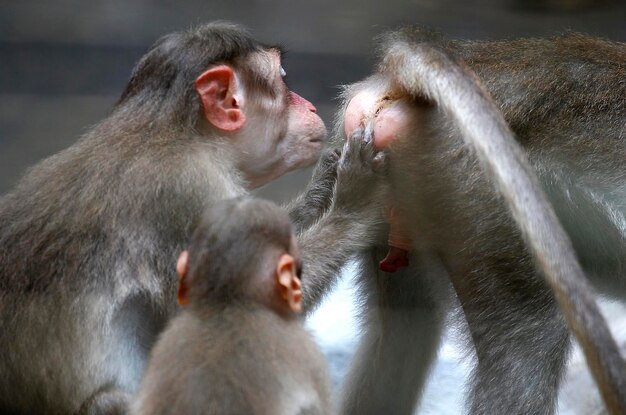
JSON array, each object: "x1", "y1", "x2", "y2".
[{"x1": 279, "y1": 66, "x2": 287, "y2": 77}]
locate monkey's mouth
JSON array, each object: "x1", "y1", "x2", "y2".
[{"x1": 308, "y1": 137, "x2": 325, "y2": 144}]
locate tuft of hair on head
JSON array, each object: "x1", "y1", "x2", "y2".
[
  {"x1": 184, "y1": 197, "x2": 295, "y2": 307},
  {"x1": 114, "y1": 21, "x2": 264, "y2": 129}
]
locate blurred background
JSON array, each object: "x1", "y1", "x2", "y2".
[{"x1": 1, "y1": 1, "x2": 624, "y2": 413}]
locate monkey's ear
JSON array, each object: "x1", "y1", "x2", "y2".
[
  {"x1": 276, "y1": 254, "x2": 302, "y2": 314},
  {"x1": 176, "y1": 251, "x2": 189, "y2": 306},
  {"x1": 195, "y1": 65, "x2": 247, "y2": 132}
]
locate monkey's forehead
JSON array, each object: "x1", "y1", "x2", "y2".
[
  {"x1": 243, "y1": 49, "x2": 284, "y2": 90},
  {"x1": 245, "y1": 48, "x2": 282, "y2": 66},
  {"x1": 260, "y1": 44, "x2": 286, "y2": 59}
]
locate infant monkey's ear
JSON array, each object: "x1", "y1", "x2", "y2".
[
  {"x1": 276, "y1": 254, "x2": 302, "y2": 314},
  {"x1": 176, "y1": 251, "x2": 190, "y2": 306}
]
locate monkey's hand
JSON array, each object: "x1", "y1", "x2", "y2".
[
  {"x1": 332, "y1": 128, "x2": 388, "y2": 219},
  {"x1": 287, "y1": 148, "x2": 341, "y2": 233},
  {"x1": 297, "y1": 130, "x2": 388, "y2": 311},
  {"x1": 306, "y1": 147, "x2": 342, "y2": 208}
]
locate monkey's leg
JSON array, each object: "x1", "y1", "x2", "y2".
[
  {"x1": 458, "y1": 266, "x2": 571, "y2": 415},
  {"x1": 340, "y1": 247, "x2": 449, "y2": 415}
]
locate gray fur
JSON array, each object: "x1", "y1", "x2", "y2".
[
  {"x1": 133, "y1": 306, "x2": 332, "y2": 415},
  {"x1": 132, "y1": 198, "x2": 333, "y2": 415},
  {"x1": 0, "y1": 23, "x2": 385, "y2": 415},
  {"x1": 335, "y1": 29, "x2": 625, "y2": 415}
]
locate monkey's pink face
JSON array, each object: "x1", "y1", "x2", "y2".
[
  {"x1": 344, "y1": 89, "x2": 413, "y2": 150},
  {"x1": 232, "y1": 51, "x2": 326, "y2": 189},
  {"x1": 277, "y1": 90, "x2": 326, "y2": 171}
]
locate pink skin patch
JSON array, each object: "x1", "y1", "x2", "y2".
[
  {"x1": 289, "y1": 91, "x2": 317, "y2": 113},
  {"x1": 344, "y1": 90, "x2": 412, "y2": 150},
  {"x1": 345, "y1": 90, "x2": 414, "y2": 273},
  {"x1": 344, "y1": 89, "x2": 378, "y2": 140}
]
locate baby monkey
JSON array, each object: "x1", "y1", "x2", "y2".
[{"x1": 132, "y1": 197, "x2": 332, "y2": 415}]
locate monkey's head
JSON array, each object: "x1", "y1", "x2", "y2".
[
  {"x1": 176, "y1": 197, "x2": 303, "y2": 316},
  {"x1": 116, "y1": 22, "x2": 326, "y2": 189}
]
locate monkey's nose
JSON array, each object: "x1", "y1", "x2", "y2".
[{"x1": 290, "y1": 91, "x2": 317, "y2": 113}]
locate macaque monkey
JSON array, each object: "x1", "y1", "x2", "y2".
[
  {"x1": 336, "y1": 28, "x2": 625, "y2": 415},
  {"x1": 0, "y1": 23, "x2": 385, "y2": 414},
  {"x1": 132, "y1": 197, "x2": 333, "y2": 415}
]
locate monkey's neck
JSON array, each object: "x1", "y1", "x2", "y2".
[{"x1": 189, "y1": 302, "x2": 300, "y2": 323}]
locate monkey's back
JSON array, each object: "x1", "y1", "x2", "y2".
[
  {"x1": 132, "y1": 305, "x2": 332, "y2": 415},
  {"x1": 384, "y1": 33, "x2": 624, "y2": 296},
  {"x1": 459, "y1": 35, "x2": 625, "y2": 144},
  {"x1": 461, "y1": 35, "x2": 626, "y2": 288},
  {"x1": 0, "y1": 127, "x2": 229, "y2": 413},
  {"x1": 459, "y1": 36, "x2": 625, "y2": 182}
]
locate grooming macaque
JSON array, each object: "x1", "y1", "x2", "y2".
[
  {"x1": 336, "y1": 29, "x2": 625, "y2": 415},
  {"x1": 132, "y1": 197, "x2": 332, "y2": 415},
  {"x1": 0, "y1": 22, "x2": 386, "y2": 414}
]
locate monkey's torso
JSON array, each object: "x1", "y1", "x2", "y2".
[
  {"x1": 0, "y1": 126, "x2": 246, "y2": 414},
  {"x1": 466, "y1": 36, "x2": 625, "y2": 291},
  {"x1": 133, "y1": 305, "x2": 332, "y2": 415},
  {"x1": 388, "y1": 34, "x2": 625, "y2": 297}
]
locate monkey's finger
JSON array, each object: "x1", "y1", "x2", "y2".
[
  {"x1": 342, "y1": 128, "x2": 365, "y2": 166},
  {"x1": 362, "y1": 124, "x2": 374, "y2": 145},
  {"x1": 321, "y1": 147, "x2": 341, "y2": 167},
  {"x1": 312, "y1": 148, "x2": 341, "y2": 183},
  {"x1": 372, "y1": 151, "x2": 388, "y2": 175},
  {"x1": 348, "y1": 128, "x2": 365, "y2": 144},
  {"x1": 359, "y1": 131, "x2": 378, "y2": 168}
]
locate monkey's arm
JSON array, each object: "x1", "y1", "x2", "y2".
[
  {"x1": 285, "y1": 148, "x2": 341, "y2": 234},
  {"x1": 298, "y1": 130, "x2": 386, "y2": 312}
]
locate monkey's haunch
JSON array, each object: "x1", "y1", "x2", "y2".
[
  {"x1": 345, "y1": 90, "x2": 413, "y2": 150},
  {"x1": 378, "y1": 32, "x2": 626, "y2": 413}
]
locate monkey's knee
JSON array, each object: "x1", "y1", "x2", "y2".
[{"x1": 77, "y1": 386, "x2": 130, "y2": 415}]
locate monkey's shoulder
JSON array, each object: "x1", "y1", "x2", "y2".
[
  {"x1": 146, "y1": 308, "x2": 329, "y2": 414},
  {"x1": 157, "y1": 308, "x2": 322, "y2": 372}
]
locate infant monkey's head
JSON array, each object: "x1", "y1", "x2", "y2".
[{"x1": 176, "y1": 197, "x2": 303, "y2": 316}]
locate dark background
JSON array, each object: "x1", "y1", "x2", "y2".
[{"x1": 0, "y1": 0, "x2": 624, "y2": 200}]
